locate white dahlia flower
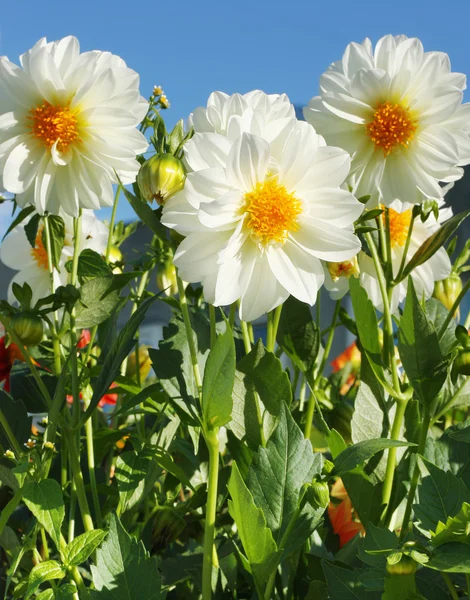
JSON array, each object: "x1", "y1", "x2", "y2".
[
  {"x1": 304, "y1": 35, "x2": 470, "y2": 206},
  {"x1": 162, "y1": 121, "x2": 363, "y2": 321},
  {"x1": 0, "y1": 36, "x2": 148, "y2": 216},
  {"x1": 360, "y1": 202, "x2": 452, "y2": 312},
  {"x1": 1, "y1": 210, "x2": 108, "y2": 304}
]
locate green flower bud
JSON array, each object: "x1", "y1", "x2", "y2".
[
  {"x1": 307, "y1": 481, "x2": 330, "y2": 510},
  {"x1": 11, "y1": 312, "x2": 44, "y2": 346},
  {"x1": 137, "y1": 153, "x2": 185, "y2": 205},
  {"x1": 108, "y1": 246, "x2": 123, "y2": 274},
  {"x1": 455, "y1": 350, "x2": 470, "y2": 376},
  {"x1": 433, "y1": 274, "x2": 463, "y2": 318},
  {"x1": 126, "y1": 345, "x2": 151, "y2": 381},
  {"x1": 456, "y1": 325, "x2": 470, "y2": 348},
  {"x1": 157, "y1": 262, "x2": 178, "y2": 297},
  {"x1": 386, "y1": 553, "x2": 417, "y2": 575}
]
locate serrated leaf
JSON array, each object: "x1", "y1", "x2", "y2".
[
  {"x1": 322, "y1": 561, "x2": 368, "y2": 599},
  {"x1": 90, "y1": 513, "x2": 164, "y2": 599},
  {"x1": 332, "y1": 439, "x2": 415, "y2": 477},
  {"x1": 75, "y1": 276, "x2": 120, "y2": 328},
  {"x1": 401, "y1": 209, "x2": 470, "y2": 280},
  {"x1": 414, "y1": 457, "x2": 469, "y2": 534},
  {"x1": 426, "y1": 542, "x2": 470, "y2": 573},
  {"x1": 432, "y1": 502, "x2": 470, "y2": 546},
  {"x1": 26, "y1": 560, "x2": 66, "y2": 599},
  {"x1": 42, "y1": 215, "x2": 65, "y2": 270},
  {"x1": 121, "y1": 181, "x2": 167, "y2": 240},
  {"x1": 202, "y1": 325, "x2": 235, "y2": 429},
  {"x1": 246, "y1": 404, "x2": 323, "y2": 544},
  {"x1": 23, "y1": 479, "x2": 64, "y2": 550},
  {"x1": 115, "y1": 452, "x2": 161, "y2": 512},
  {"x1": 359, "y1": 523, "x2": 399, "y2": 569},
  {"x1": 75, "y1": 248, "x2": 112, "y2": 281},
  {"x1": 24, "y1": 213, "x2": 41, "y2": 248},
  {"x1": 397, "y1": 278, "x2": 446, "y2": 404},
  {"x1": 276, "y1": 296, "x2": 319, "y2": 372},
  {"x1": 425, "y1": 298, "x2": 459, "y2": 356},
  {"x1": 228, "y1": 462, "x2": 279, "y2": 590},
  {"x1": 62, "y1": 529, "x2": 107, "y2": 567}
]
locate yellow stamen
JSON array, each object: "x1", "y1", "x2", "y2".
[
  {"x1": 31, "y1": 226, "x2": 49, "y2": 270},
  {"x1": 385, "y1": 207, "x2": 413, "y2": 248},
  {"x1": 29, "y1": 102, "x2": 81, "y2": 152},
  {"x1": 242, "y1": 178, "x2": 303, "y2": 244},
  {"x1": 327, "y1": 257, "x2": 360, "y2": 281},
  {"x1": 366, "y1": 101, "x2": 417, "y2": 156}
]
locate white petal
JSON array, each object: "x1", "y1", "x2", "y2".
[
  {"x1": 296, "y1": 145, "x2": 351, "y2": 191},
  {"x1": 293, "y1": 216, "x2": 361, "y2": 261},
  {"x1": 3, "y1": 140, "x2": 44, "y2": 194},
  {"x1": 184, "y1": 132, "x2": 232, "y2": 172},
  {"x1": 301, "y1": 188, "x2": 363, "y2": 227},
  {"x1": 226, "y1": 132, "x2": 270, "y2": 192}
]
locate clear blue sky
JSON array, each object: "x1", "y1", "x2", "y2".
[{"x1": 1, "y1": 0, "x2": 470, "y2": 228}]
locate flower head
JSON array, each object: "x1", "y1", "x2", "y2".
[
  {"x1": 304, "y1": 35, "x2": 470, "y2": 205},
  {"x1": 0, "y1": 36, "x2": 148, "y2": 215},
  {"x1": 0, "y1": 336, "x2": 24, "y2": 392},
  {"x1": 162, "y1": 118, "x2": 363, "y2": 321},
  {"x1": 0, "y1": 209, "x2": 108, "y2": 304},
  {"x1": 328, "y1": 479, "x2": 364, "y2": 547}
]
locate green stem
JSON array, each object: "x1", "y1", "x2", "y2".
[
  {"x1": 380, "y1": 397, "x2": 409, "y2": 523},
  {"x1": 43, "y1": 215, "x2": 62, "y2": 375},
  {"x1": 304, "y1": 391, "x2": 316, "y2": 441},
  {"x1": 240, "y1": 319, "x2": 252, "y2": 354},
  {"x1": 209, "y1": 304, "x2": 216, "y2": 348},
  {"x1": 0, "y1": 406, "x2": 22, "y2": 457},
  {"x1": 202, "y1": 428, "x2": 220, "y2": 600},
  {"x1": 399, "y1": 409, "x2": 431, "y2": 541},
  {"x1": 176, "y1": 273, "x2": 202, "y2": 396},
  {"x1": 465, "y1": 573, "x2": 470, "y2": 597},
  {"x1": 267, "y1": 305, "x2": 282, "y2": 353},
  {"x1": 395, "y1": 212, "x2": 415, "y2": 283},
  {"x1": 240, "y1": 318, "x2": 265, "y2": 445},
  {"x1": 438, "y1": 278, "x2": 470, "y2": 339},
  {"x1": 266, "y1": 312, "x2": 274, "y2": 353},
  {"x1": 65, "y1": 431, "x2": 94, "y2": 532},
  {"x1": 68, "y1": 482, "x2": 77, "y2": 543},
  {"x1": 84, "y1": 395, "x2": 102, "y2": 528},
  {"x1": 105, "y1": 184, "x2": 122, "y2": 260},
  {"x1": 70, "y1": 211, "x2": 82, "y2": 425},
  {"x1": 441, "y1": 572, "x2": 459, "y2": 600}
]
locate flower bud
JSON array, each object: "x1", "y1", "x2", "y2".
[
  {"x1": 108, "y1": 246, "x2": 123, "y2": 274},
  {"x1": 137, "y1": 154, "x2": 185, "y2": 205},
  {"x1": 150, "y1": 506, "x2": 186, "y2": 551},
  {"x1": 307, "y1": 481, "x2": 330, "y2": 510},
  {"x1": 126, "y1": 345, "x2": 152, "y2": 382},
  {"x1": 456, "y1": 325, "x2": 470, "y2": 348},
  {"x1": 454, "y1": 350, "x2": 470, "y2": 376},
  {"x1": 433, "y1": 274, "x2": 462, "y2": 318},
  {"x1": 386, "y1": 553, "x2": 417, "y2": 575},
  {"x1": 157, "y1": 262, "x2": 178, "y2": 297},
  {"x1": 11, "y1": 312, "x2": 44, "y2": 346}
]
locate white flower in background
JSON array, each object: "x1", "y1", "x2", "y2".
[
  {"x1": 360, "y1": 202, "x2": 452, "y2": 312},
  {"x1": 162, "y1": 121, "x2": 363, "y2": 321},
  {"x1": 304, "y1": 35, "x2": 470, "y2": 206},
  {"x1": 323, "y1": 257, "x2": 360, "y2": 300},
  {"x1": 0, "y1": 36, "x2": 148, "y2": 216},
  {"x1": 0, "y1": 210, "x2": 108, "y2": 304},
  {"x1": 185, "y1": 90, "x2": 295, "y2": 171}
]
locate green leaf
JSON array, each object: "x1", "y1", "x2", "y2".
[
  {"x1": 42, "y1": 215, "x2": 65, "y2": 270},
  {"x1": 154, "y1": 447, "x2": 195, "y2": 492},
  {"x1": 169, "y1": 119, "x2": 184, "y2": 153},
  {"x1": 397, "y1": 278, "x2": 446, "y2": 404},
  {"x1": 0, "y1": 389, "x2": 33, "y2": 449},
  {"x1": 448, "y1": 424, "x2": 470, "y2": 443},
  {"x1": 276, "y1": 296, "x2": 320, "y2": 372},
  {"x1": 23, "y1": 479, "x2": 65, "y2": 550},
  {"x1": 349, "y1": 278, "x2": 383, "y2": 382},
  {"x1": 202, "y1": 324, "x2": 235, "y2": 429},
  {"x1": 9, "y1": 363, "x2": 56, "y2": 413},
  {"x1": 62, "y1": 529, "x2": 107, "y2": 567},
  {"x1": 246, "y1": 404, "x2": 323, "y2": 548},
  {"x1": 432, "y1": 502, "x2": 470, "y2": 546},
  {"x1": 80, "y1": 293, "x2": 160, "y2": 425},
  {"x1": 2, "y1": 205, "x2": 35, "y2": 240},
  {"x1": 401, "y1": 209, "x2": 470, "y2": 280},
  {"x1": 90, "y1": 513, "x2": 164, "y2": 599},
  {"x1": 332, "y1": 439, "x2": 415, "y2": 477},
  {"x1": 359, "y1": 523, "x2": 399, "y2": 569},
  {"x1": 425, "y1": 298, "x2": 459, "y2": 356},
  {"x1": 121, "y1": 182, "x2": 167, "y2": 240},
  {"x1": 115, "y1": 452, "x2": 161, "y2": 512},
  {"x1": 414, "y1": 457, "x2": 469, "y2": 534},
  {"x1": 228, "y1": 462, "x2": 279, "y2": 590},
  {"x1": 426, "y1": 542, "x2": 470, "y2": 573},
  {"x1": 25, "y1": 560, "x2": 66, "y2": 599},
  {"x1": 75, "y1": 276, "x2": 120, "y2": 328},
  {"x1": 24, "y1": 213, "x2": 41, "y2": 248},
  {"x1": 75, "y1": 248, "x2": 111, "y2": 281},
  {"x1": 113, "y1": 383, "x2": 163, "y2": 416},
  {"x1": 322, "y1": 561, "x2": 368, "y2": 599}
]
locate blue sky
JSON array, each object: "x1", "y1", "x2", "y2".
[{"x1": 1, "y1": 0, "x2": 470, "y2": 229}]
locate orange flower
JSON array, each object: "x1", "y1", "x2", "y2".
[
  {"x1": 77, "y1": 329, "x2": 91, "y2": 349},
  {"x1": 328, "y1": 479, "x2": 364, "y2": 547},
  {"x1": 331, "y1": 341, "x2": 361, "y2": 395},
  {"x1": 66, "y1": 382, "x2": 118, "y2": 408},
  {"x1": 0, "y1": 336, "x2": 25, "y2": 392}
]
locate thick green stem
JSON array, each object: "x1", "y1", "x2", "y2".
[
  {"x1": 395, "y1": 213, "x2": 415, "y2": 283},
  {"x1": 84, "y1": 394, "x2": 102, "y2": 528},
  {"x1": 66, "y1": 432, "x2": 94, "y2": 533},
  {"x1": 399, "y1": 409, "x2": 431, "y2": 541},
  {"x1": 381, "y1": 397, "x2": 408, "y2": 523},
  {"x1": 240, "y1": 319, "x2": 252, "y2": 354},
  {"x1": 441, "y1": 572, "x2": 459, "y2": 600},
  {"x1": 43, "y1": 215, "x2": 62, "y2": 375},
  {"x1": 70, "y1": 211, "x2": 82, "y2": 424},
  {"x1": 465, "y1": 573, "x2": 470, "y2": 597},
  {"x1": 202, "y1": 429, "x2": 220, "y2": 600},
  {"x1": 105, "y1": 184, "x2": 121, "y2": 259},
  {"x1": 266, "y1": 305, "x2": 282, "y2": 353}
]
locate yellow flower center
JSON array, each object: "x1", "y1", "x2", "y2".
[
  {"x1": 327, "y1": 257, "x2": 360, "y2": 282},
  {"x1": 29, "y1": 102, "x2": 81, "y2": 152},
  {"x1": 385, "y1": 207, "x2": 412, "y2": 248},
  {"x1": 366, "y1": 102, "x2": 417, "y2": 156},
  {"x1": 242, "y1": 178, "x2": 302, "y2": 244},
  {"x1": 31, "y1": 226, "x2": 49, "y2": 270}
]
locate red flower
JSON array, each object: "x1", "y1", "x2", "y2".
[
  {"x1": 77, "y1": 329, "x2": 91, "y2": 349},
  {"x1": 98, "y1": 382, "x2": 118, "y2": 407},
  {"x1": 0, "y1": 336, "x2": 25, "y2": 392},
  {"x1": 331, "y1": 341, "x2": 361, "y2": 395},
  {"x1": 328, "y1": 479, "x2": 364, "y2": 548}
]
